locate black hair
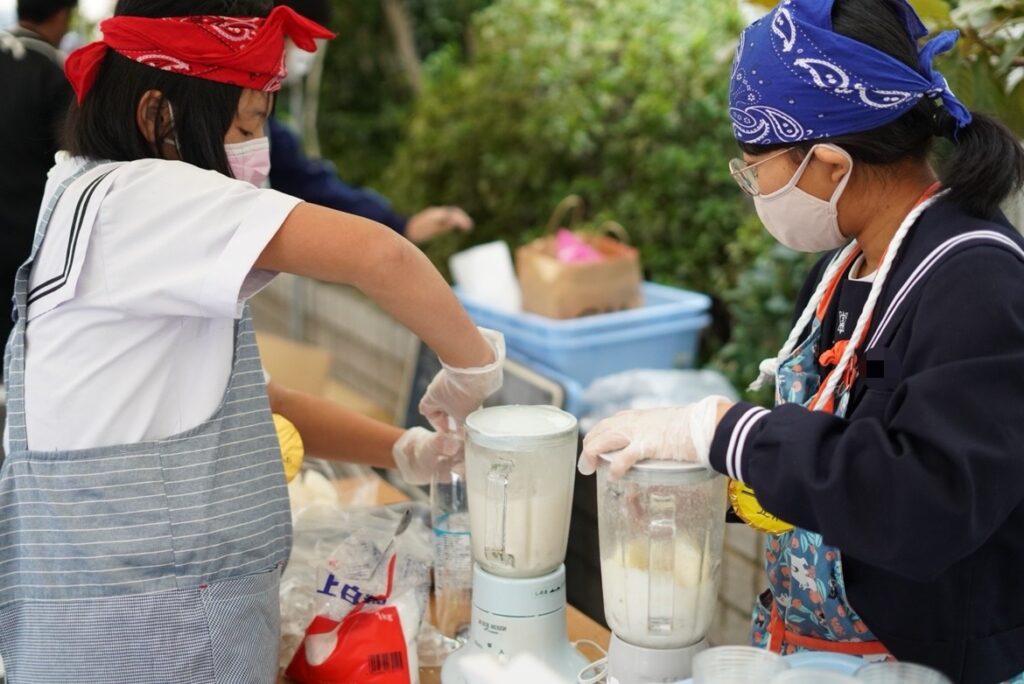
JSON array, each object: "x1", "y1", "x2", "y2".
[
  {"x1": 273, "y1": 0, "x2": 330, "y2": 27},
  {"x1": 62, "y1": 0, "x2": 273, "y2": 177},
  {"x1": 740, "y1": 0, "x2": 1024, "y2": 220},
  {"x1": 17, "y1": 0, "x2": 77, "y2": 23}
]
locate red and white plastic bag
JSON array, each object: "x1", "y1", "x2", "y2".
[{"x1": 281, "y1": 505, "x2": 432, "y2": 684}]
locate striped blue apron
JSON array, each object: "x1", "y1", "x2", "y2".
[{"x1": 0, "y1": 162, "x2": 292, "y2": 683}]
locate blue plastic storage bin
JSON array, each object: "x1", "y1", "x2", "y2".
[{"x1": 457, "y1": 282, "x2": 712, "y2": 387}]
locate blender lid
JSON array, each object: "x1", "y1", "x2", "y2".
[
  {"x1": 466, "y1": 404, "x2": 577, "y2": 450},
  {"x1": 597, "y1": 454, "x2": 711, "y2": 474}
]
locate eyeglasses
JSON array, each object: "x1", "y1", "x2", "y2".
[{"x1": 729, "y1": 147, "x2": 794, "y2": 196}]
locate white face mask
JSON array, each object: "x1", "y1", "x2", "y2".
[
  {"x1": 224, "y1": 137, "x2": 272, "y2": 187},
  {"x1": 752, "y1": 144, "x2": 854, "y2": 253}
]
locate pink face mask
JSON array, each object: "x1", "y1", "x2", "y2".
[{"x1": 225, "y1": 137, "x2": 271, "y2": 187}]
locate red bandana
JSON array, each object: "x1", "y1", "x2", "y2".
[{"x1": 64, "y1": 5, "x2": 335, "y2": 104}]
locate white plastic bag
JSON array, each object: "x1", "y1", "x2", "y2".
[
  {"x1": 281, "y1": 504, "x2": 432, "y2": 684},
  {"x1": 580, "y1": 369, "x2": 739, "y2": 433},
  {"x1": 287, "y1": 458, "x2": 380, "y2": 515}
]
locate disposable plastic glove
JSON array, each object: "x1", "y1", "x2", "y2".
[
  {"x1": 393, "y1": 427, "x2": 464, "y2": 485},
  {"x1": 577, "y1": 395, "x2": 731, "y2": 479},
  {"x1": 420, "y1": 328, "x2": 505, "y2": 433}
]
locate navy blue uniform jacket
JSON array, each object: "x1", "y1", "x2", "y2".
[
  {"x1": 709, "y1": 197, "x2": 1024, "y2": 683},
  {"x1": 267, "y1": 118, "x2": 408, "y2": 234}
]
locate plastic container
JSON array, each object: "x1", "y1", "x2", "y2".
[
  {"x1": 772, "y1": 669, "x2": 859, "y2": 683},
  {"x1": 678, "y1": 652, "x2": 866, "y2": 684},
  {"x1": 784, "y1": 652, "x2": 864, "y2": 675},
  {"x1": 855, "y1": 662, "x2": 952, "y2": 684},
  {"x1": 457, "y1": 282, "x2": 712, "y2": 386},
  {"x1": 692, "y1": 646, "x2": 789, "y2": 683}
]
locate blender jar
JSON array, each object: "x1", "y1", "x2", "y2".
[
  {"x1": 465, "y1": 405, "x2": 578, "y2": 578},
  {"x1": 598, "y1": 457, "x2": 728, "y2": 649}
]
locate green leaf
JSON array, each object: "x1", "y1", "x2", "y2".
[
  {"x1": 909, "y1": 0, "x2": 954, "y2": 27},
  {"x1": 997, "y1": 33, "x2": 1024, "y2": 73}
]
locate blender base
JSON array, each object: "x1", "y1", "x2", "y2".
[
  {"x1": 440, "y1": 564, "x2": 589, "y2": 684},
  {"x1": 606, "y1": 633, "x2": 708, "y2": 683}
]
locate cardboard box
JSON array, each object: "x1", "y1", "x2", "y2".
[
  {"x1": 516, "y1": 234, "x2": 644, "y2": 319},
  {"x1": 256, "y1": 332, "x2": 332, "y2": 397}
]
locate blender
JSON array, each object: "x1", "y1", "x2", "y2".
[
  {"x1": 597, "y1": 456, "x2": 728, "y2": 683},
  {"x1": 441, "y1": 405, "x2": 589, "y2": 684}
]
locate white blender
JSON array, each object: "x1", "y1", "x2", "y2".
[
  {"x1": 596, "y1": 456, "x2": 728, "y2": 683},
  {"x1": 442, "y1": 405, "x2": 589, "y2": 683}
]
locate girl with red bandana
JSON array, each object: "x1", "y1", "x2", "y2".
[{"x1": 0, "y1": 1, "x2": 502, "y2": 681}]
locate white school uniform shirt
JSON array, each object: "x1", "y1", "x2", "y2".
[{"x1": 6, "y1": 155, "x2": 302, "y2": 452}]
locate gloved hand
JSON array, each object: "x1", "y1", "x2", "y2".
[
  {"x1": 392, "y1": 427, "x2": 464, "y2": 485},
  {"x1": 578, "y1": 395, "x2": 732, "y2": 479},
  {"x1": 419, "y1": 328, "x2": 505, "y2": 433}
]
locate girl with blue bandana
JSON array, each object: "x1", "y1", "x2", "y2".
[{"x1": 578, "y1": 0, "x2": 1024, "y2": 681}]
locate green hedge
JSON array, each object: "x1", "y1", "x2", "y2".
[
  {"x1": 373, "y1": 0, "x2": 822, "y2": 400},
  {"x1": 381, "y1": 0, "x2": 761, "y2": 365},
  {"x1": 315, "y1": 2, "x2": 414, "y2": 187},
  {"x1": 709, "y1": 214, "x2": 819, "y2": 405},
  {"x1": 315, "y1": 0, "x2": 496, "y2": 187}
]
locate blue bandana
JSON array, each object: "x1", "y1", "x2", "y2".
[{"x1": 729, "y1": 0, "x2": 972, "y2": 145}]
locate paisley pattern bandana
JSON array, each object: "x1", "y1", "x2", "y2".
[
  {"x1": 65, "y1": 5, "x2": 335, "y2": 104},
  {"x1": 729, "y1": 0, "x2": 971, "y2": 145}
]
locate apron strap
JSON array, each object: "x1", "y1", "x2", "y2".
[
  {"x1": 4, "y1": 161, "x2": 105, "y2": 453},
  {"x1": 809, "y1": 187, "x2": 943, "y2": 412}
]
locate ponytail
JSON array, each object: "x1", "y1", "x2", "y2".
[{"x1": 940, "y1": 112, "x2": 1024, "y2": 220}]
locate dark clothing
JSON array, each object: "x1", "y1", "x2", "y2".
[
  {"x1": 710, "y1": 198, "x2": 1024, "y2": 683},
  {"x1": 0, "y1": 27, "x2": 71, "y2": 354},
  {"x1": 267, "y1": 118, "x2": 408, "y2": 234},
  {"x1": 820, "y1": 265, "x2": 871, "y2": 350}
]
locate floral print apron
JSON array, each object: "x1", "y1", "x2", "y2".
[{"x1": 748, "y1": 249, "x2": 891, "y2": 660}]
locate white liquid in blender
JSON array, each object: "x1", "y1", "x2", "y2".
[
  {"x1": 468, "y1": 406, "x2": 575, "y2": 437},
  {"x1": 464, "y1": 405, "x2": 577, "y2": 579},
  {"x1": 601, "y1": 537, "x2": 718, "y2": 648},
  {"x1": 467, "y1": 484, "x2": 572, "y2": 578}
]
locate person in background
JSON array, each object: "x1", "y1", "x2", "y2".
[
  {"x1": 0, "y1": 1, "x2": 502, "y2": 680},
  {"x1": 270, "y1": 0, "x2": 474, "y2": 244},
  {"x1": 269, "y1": 118, "x2": 475, "y2": 243},
  {"x1": 579, "y1": 0, "x2": 1024, "y2": 681},
  {"x1": 270, "y1": 0, "x2": 473, "y2": 242},
  {"x1": 0, "y1": 0, "x2": 75, "y2": 360}
]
